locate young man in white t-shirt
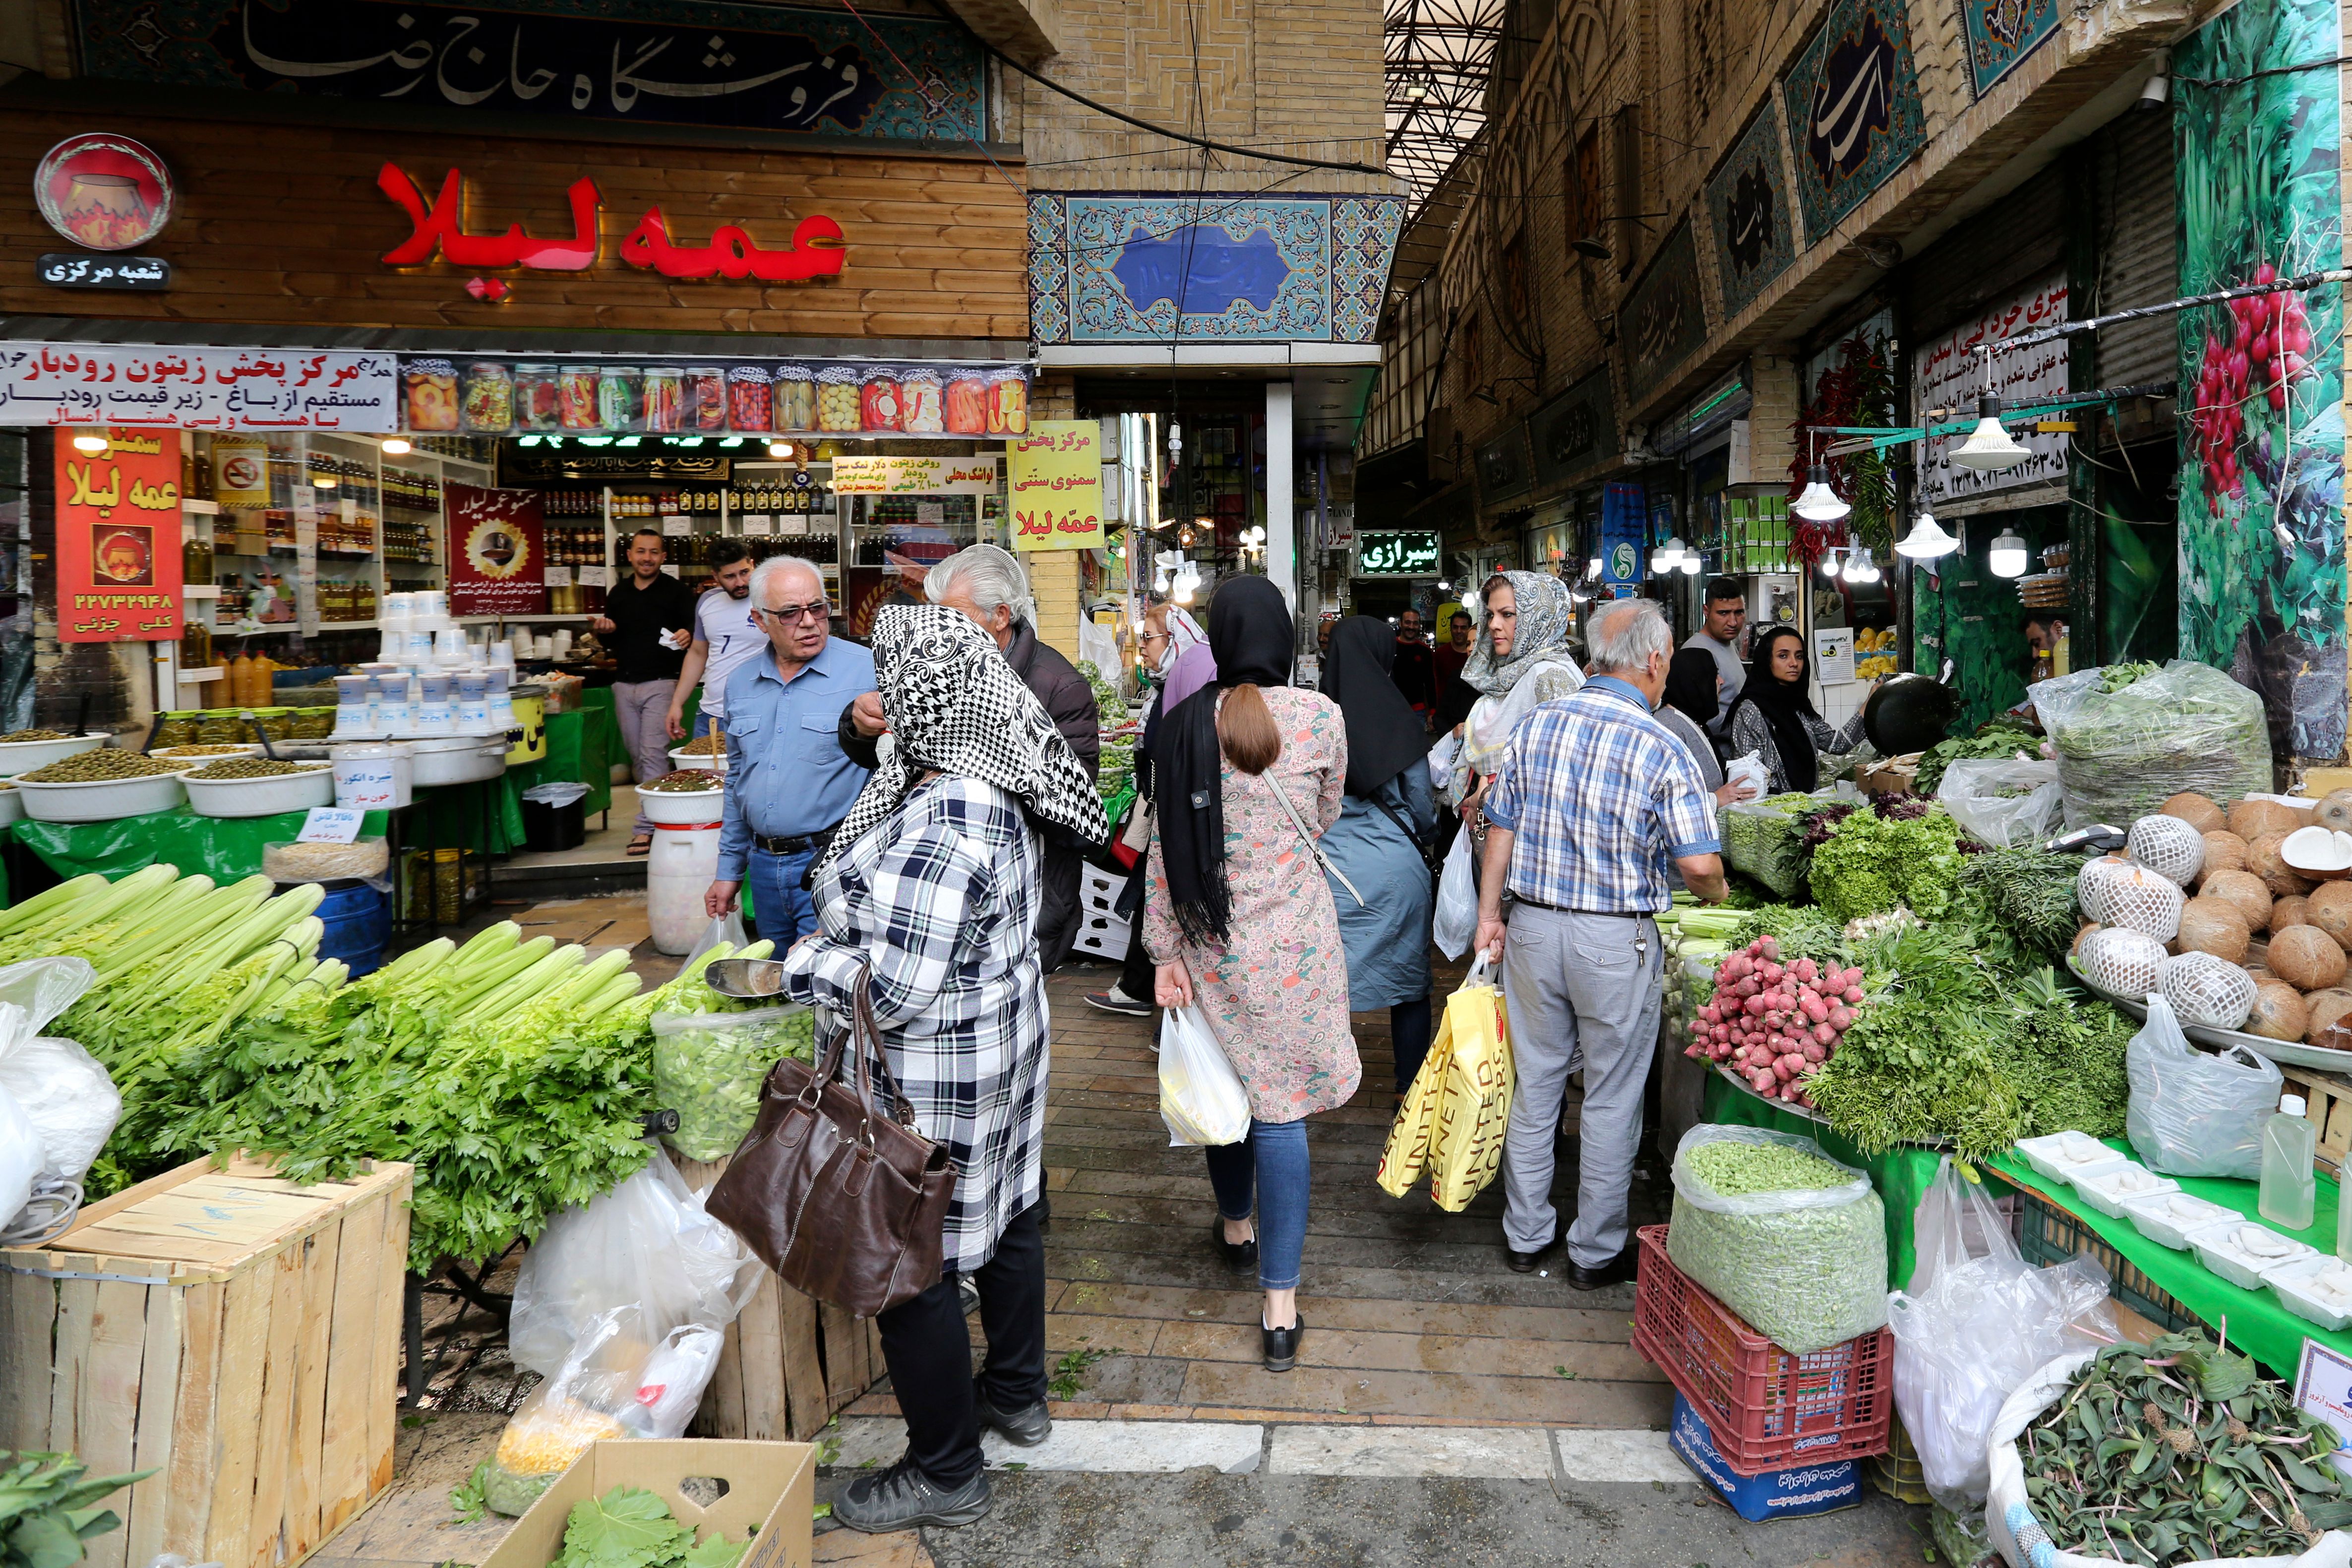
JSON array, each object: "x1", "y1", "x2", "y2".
[{"x1": 666, "y1": 541, "x2": 764, "y2": 741}]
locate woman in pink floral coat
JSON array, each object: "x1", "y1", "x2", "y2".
[{"x1": 1146, "y1": 575, "x2": 1359, "y2": 1373}]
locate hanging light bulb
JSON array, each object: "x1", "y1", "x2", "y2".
[
  {"x1": 1988, "y1": 528, "x2": 2030, "y2": 578},
  {"x1": 70, "y1": 433, "x2": 109, "y2": 455},
  {"x1": 1951, "y1": 395, "x2": 2033, "y2": 471},
  {"x1": 1648, "y1": 537, "x2": 1683, "y2": 573},
  {"x1": 1843, "y1": 545, "x2": 1880, "y2": 585},
  {"x1": 1678, "y1": 548, "x2": 1703, "y2": 575},
  {"x1": 1893, "y1": 506, "x2": 1961, "y2": 559},
  {"x1": 1584, "y1": 556, "x2": 1603, "y2": 581},
  {"x1": 1792, "y1": 464, "x2": 1850, "y2": 522},
  {"x1": 1818, "y1": 547, "x2": 1844, "y2": 580}
]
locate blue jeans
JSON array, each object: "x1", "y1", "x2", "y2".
[
  {"x1": 744, "y1": 846, "x2": 817, "y2": 947},
  {"x1": 692, "y1": 710, "x2": 719, "y2": 740},
  {"x1": 1204, "y1": 1118, "x2": 1310, "y2": 1291}
]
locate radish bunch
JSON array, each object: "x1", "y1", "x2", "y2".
[{"x1": 1686, "y1": 935, "x2": 1867, "y2": 1107}]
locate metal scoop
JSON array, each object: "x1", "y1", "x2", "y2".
[{"x1": 702, "y1": 957, "x2": 789, "y2": 1000}]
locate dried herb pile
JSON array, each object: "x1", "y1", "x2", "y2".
[{"x1": 2021, "y1": 1331, "x2": 2352, "y2": 1564}]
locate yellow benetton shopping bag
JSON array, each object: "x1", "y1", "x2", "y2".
[{"x1": 1376, "y1": 954, "x2": 1515, "y2": 1211}]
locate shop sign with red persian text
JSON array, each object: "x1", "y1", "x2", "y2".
[
  {"x1": 57, "y1": 427, "x2": 184, "y2": 642},
  {"x1": 377, "y1": 164, "x2": 846, "y2": 282}
]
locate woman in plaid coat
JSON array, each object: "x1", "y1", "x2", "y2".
[{"x1": 778, "y1": 604, "x2": 1105, "y2": 1536}]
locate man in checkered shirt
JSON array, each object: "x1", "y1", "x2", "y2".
[{"x1": 1474, "y1": 597, "x2": 1729, "y2": 1290}]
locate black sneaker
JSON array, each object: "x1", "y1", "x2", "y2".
[
  {"x1": 1212, "y1": 1217, "x2": 1259, "y2": 1273},
  {"x1": 975, "y1": 1385, "x2": 1053, "y2": 1446},
  {"x1": 1084, "y1": 986, "x2": 1151, "y2": 1016},
  {"x1": 832, "y1": 1459, "x2": 993, "y2": 1533},
  {"x1": 1263, "y1": 1314, "x2": 1306, "y2": 1373}
]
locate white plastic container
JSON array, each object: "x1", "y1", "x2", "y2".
[
  {"x1": 16, "y1": 770, "x2": 187, "y2": 822},
  {"x1": 152, "y1": 744, "x2": 265, "y2": 763},
  {"x1": 2068, "y1": 1162, "x2": 2179, "y2": 1220},
  {"x1": 0, "y1": 733, "x2": 108, "y2": 776},
  {"x1": 639, "y1": 781, "x2": 726, "y2": 825},
  {"x1": 668, "y1": 745, "x2": 728, "y2": 775},
  {"x1": 183, "y1": 764, "x2": 335, "y2": 818},
  {"x1": 2118, "y1": 1188, "x2": 2238, "y2": 1250},
  {"x1": 2187, "y1": 1218, "x2": 2315, "y2": 1291},
  {"x1": 0, "y1": 784, "x2": 26, "y2": 826},
  {"x1": 2267, "y1": 1255, "x2": 2352, "y2": 1331},
  {"x1": 2015, "y1": 1131, "x2": 2132, "y2": 1187},
  {"x1": 333, "y1": 742, "x2": 414, "y2": 809},
  {"x1": 648, "y1": 823, "x2": 723, "y2": 954},
  {"x1": 408, "y1": 735, "x2": 507, "y2": 787}
]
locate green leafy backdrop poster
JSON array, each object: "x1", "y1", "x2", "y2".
[{"x1": 2174, "y1": 0, "x2": 2346, "y2": 763}]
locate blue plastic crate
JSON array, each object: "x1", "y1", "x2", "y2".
[{"x1": 1669, "y1": 1393, "x2": 1864, "y2": 1523}]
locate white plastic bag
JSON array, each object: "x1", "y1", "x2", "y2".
[
  {"x1": 1888, "y1": 1159, "x2": 2116, "y2": 1512},
  {"x1": 1426, "y1": 731, "x2": 1462, "y2": 796},
  {"x1": 1723, "y1": 750, "x2": 1770, "y2": 802},
  {"x1": 676, "y1": 911, "x2": 749, "y2": 978},
  {"x1": 0, "y1": 1083, "x2": 41, "y2": 1237},
  {"x1": 1433, "y1": 829, "x2": 1478, "y2": 960},
  {"x1": 1936, "y1": 756, "x2": 2063, "y2": 848},
  {"x1": 1158, "y1": 1002, "x2": 1250, "y2": 1147},
  {"x1": 2125, "y1": 992, "x2": 2282, "y2": 1178},
  {"x1": 1984, "y1": 1351, "x2": 2352, "y2": 1568},
  {"x1": 1665, "y1": 1125, "x2": 1886, "y2": 1354},
  {"x1": 0, "y1": 959, "x2": 114, "y2": 1182},
  {"x1": 507, "y1": 1145, "x2": 758, "y2": 1380}
]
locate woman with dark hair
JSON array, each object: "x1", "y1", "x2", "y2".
[
  {"x1": 1318, "y1": 616, "x2": 1437, "y2": 1096},
  {"x1": 1721, "y1": 625, "x2": 1868, "y2": 793},
  {"x1": 1656, "y1": 648, "x2": 1756, "y2": 807},
  {"x1": 1147, "y1": 576, "x2": 1358, "y2": 1373}
]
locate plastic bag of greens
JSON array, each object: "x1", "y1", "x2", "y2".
[
  {"x1": 1664, "y1": 1124, "x2": 1886, "y2": 1354},
  {"x1": 2125, "y1": 991, "x2": 2280, "y2": 1178},
  {"x1": 2029, "y1": 661, "x2": 2270, "y2": 831},
  {"x1": 650, "y1": 1004, "x2": 814, "y2": 1162},
  {"x1": 1719, "y1": 796, "x2": 1815, "y2": 900},
  {"x1": 1890, "y1": 1158, "x2": 2116, "y2": 1510},
  {"x1": 506, "y1": 1146, "x2": 757, "y2": 1381},
  {"x1": 1935, "y1": 756, "x2": 2062, "y2": 849}
]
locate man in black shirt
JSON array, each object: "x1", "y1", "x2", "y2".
[
  {"x1": 1392, "y1": 607, "x2": 1438, "y2": 727},
  {"x1": 590, "y1": 527, "x2": 699, "y2": 853}
]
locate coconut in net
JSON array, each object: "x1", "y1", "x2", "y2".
[
  {"x1": 2102, "y1": 863, "x2": 2186, "y2": 941},
  {"x1": 2126, "y1": 814, "x2": 2206, "y2": 886},
  {"x1": 2076, "y1": 855, "x2": 2132, "y2": 921},
  {"x1": 2079, "y1": 926, "x2": 2168, "y2": 999},
  {"x1": 2157, "y1": 950, "x2": 2257, "y2": 1030}
]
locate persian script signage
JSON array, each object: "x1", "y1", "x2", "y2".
[
  {"x1": 1529, "y1": 366, "x2": 1616, "y2": 489},
  {"x1": 1008, "y1": 422, "x2": 1103, "y2": 550},
  {"x1": 1706, "y1": 106, "x2": 1801, "y2": 320},
  {"x1": 446, "y1": 483, "x2": 548, "y2": 616},
  {"x1": 1355, "y1": 532, "x2": 1442, "y2": 576},
  {"x1": 57, "y1": 427, "x2": 185, "y2": 641},
  {"x1": 830, "y1": 455, "x2": 1000, "y2": 495},
  {"x1": 71, "y1": 0, "x2": 985, "y2": 143},
  {"x1": 1476, "y1": 425, "x2": 1533, "y2": 504},
  {"x1": 1625, "y1": 222, "x2": 1710, "y2": 387},
  {"x1": 0, "y1": 344, "x2": 398, "y2": 430},
  {"x1": 1913, "y1": 273, "x2": 2070, "y2": 504},
  {"x1": 1781, "y1": 0, "x2": 1928, "y2": 239}
]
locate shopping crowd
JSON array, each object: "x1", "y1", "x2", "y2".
[{"x1": 625, "y1": 546, "x2": 1845, "y2": 1534}]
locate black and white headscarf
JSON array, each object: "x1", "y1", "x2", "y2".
[{"x1": 817, "y1": 603, "x2": 1107, "y2": 872}]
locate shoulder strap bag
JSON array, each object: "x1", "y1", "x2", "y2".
[
  {"x1": 706, "y1": 964, "x2": 959, "y2": 1318},
  {"x1": 1365, "y1": 789, "x2": 1442, "y2": 876},
  {"x1": 1261, "y1": 769, "x2": 1365, "y2": 907}
]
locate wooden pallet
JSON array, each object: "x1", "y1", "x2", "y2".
[
  {"x1": 673, "y1": 1155, "x2": 885, "y2": 1442},
  {"x1": 0, "y1": 1155, "x2": 412, "y2": 1568}
]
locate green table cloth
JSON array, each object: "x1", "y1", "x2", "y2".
[
  {"x1": 1986, "y1": 1140, "x2": 2352, "y2": 1379},
  {"x1": 1701, "y1": 1072, "x2": 1947, "y2": 1291},
  {"x1": 12, "y1": 805, "x2": 391, "y2": 881}
]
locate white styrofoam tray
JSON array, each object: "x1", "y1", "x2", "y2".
[
  {"x1": 2187, "y1": 1218, "x2": 2316, "y2": 1291},
  {"x1": 2266, "y1": 1255, "x2": 2352, "y2": 1332},
  {"x1": 2068, "y1": 1162, "x2": 2179, "y2": 1220},
  {"x1": 2118, "y1": 1188, "x2": 2238, "y2": 1250},
  {"x1": 2015, "y1": 1131, "x2": 2133, "y2": 1187}
]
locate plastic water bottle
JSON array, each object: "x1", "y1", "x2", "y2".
[{"x1": 2262, "y1": 1093, "x2": 2317, "y2": 1231}]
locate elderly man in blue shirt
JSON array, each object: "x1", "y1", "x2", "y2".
[
  {"x1": 1474, "y1": 597, "x2": 1729, "y2": 1290},
  {"x1": 706, "y1": 555, "x2": 877, "y2": 944}
]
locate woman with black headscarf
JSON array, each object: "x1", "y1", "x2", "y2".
[
  {"x1": 1146, "y1": 576, "x2": 1359, "y2": 1374},
  {"x1": 1657, "y1": 648, "x2": 1759, "y2": 807},
  {"x1": 1720, "y1": 625, "x2": 1868, "y2": 793},
  {"x1": 1317, "y1": 616, "x2": 1437, "y2": 1096}
]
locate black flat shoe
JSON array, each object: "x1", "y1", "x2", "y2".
[
  {"x1": 1505, "y1": 1240, "x2": 1558, "y2": 1274},
  {"x1": 975, "y1": 1386, "x2": 1052, "y2": 1447},
  {"x1": 1213, "y1": 1218, "x2": 1258, "y2": 1273},
  {"x1": 1263, "y1": 1314, "x2": 1305, "y2": 1372},
  {"x1": 1566, "y1": 1248, "x2": 1638, "y2": 1291}
]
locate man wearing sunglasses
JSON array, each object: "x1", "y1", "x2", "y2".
[{"x1": 706, "y1": 555, "x2": 876, "y2": 945}]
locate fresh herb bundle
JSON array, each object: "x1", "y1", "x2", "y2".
[
  {"x1": 1960, "y1": 847, "x2": 2083, "y2": 958},
  {"x1": 0, "y1": 1452, "x2": 150, "y2": 1568},
  {"x1": 1808, "y1": 808, "x2": 1968, "y2": 926},
  {"x1": 2022, "y1": 1332, "x2": 2352, "y2": 1565}
]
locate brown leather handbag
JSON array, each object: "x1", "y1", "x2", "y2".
[{"x1": 706, "y1": 970, "x2": 959, "y2": 1318}]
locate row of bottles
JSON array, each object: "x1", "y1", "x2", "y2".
[
  {"x1": 544, "y1": 488, "x2": 602, "y2": 517},
  {"x1": 384, "y1": 519, "x2": 436, "y2": 563},
  {"x1": 546, "y1": 526, "x2": 605, "y2": 565},
  {"x1": 383, "y1": 468, "x2": 442, "y2": 511}
]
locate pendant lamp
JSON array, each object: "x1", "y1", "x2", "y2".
[
  {"x1": 1893, "y1": 508, "x2": 1961, "y2": 559},
  {"x1": 1951, "y1": 395, "x2": 2032, "y2": 471},
  {"x1": 1793, "y1": 464, "x2": 1851, "y2": 522}
]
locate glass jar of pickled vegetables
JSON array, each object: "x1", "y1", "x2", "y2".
[
  {"x1": 292, "y1": 706, "x2": 336, "y2": 739},
  {"x1": 460, "y1": 362, "x2": 514, "y2": 433},
  {"x1": 643, "y1": 368, "x2": 684, "y2": 433},
  {"x1": 154, "y1": 710, "x2": 201, "y2": 748},
  {"x1": 858, "y1": 368, "x2": 904, "y2": 432},
  {"x1": 987, "y1": 367, "x2": 1029, "y2": 434},
  {"x1": 686, "y1": 366, "x2": 727, "y2": 432},
  {"x1": 775, "y1": 364, "x2": 817, "y2": 431},
  {"x1": 944, "y1": 372, "x2": 989, "y2": 434},
  {"x1": 197, "y1": 711, "x2": 243, "y2": 744},
  {"x1": 900, "y1": 368, "x2": 944, "y2": 433},
  {"x1": 248, "y1": 706, "x2": 295, "y2": 742},
  {"x1": 726, "y1": 366, "x2": 773, "y2": 433},
  {"x1": 816, "y1": 365, "x2": 863, "y2": 431}
]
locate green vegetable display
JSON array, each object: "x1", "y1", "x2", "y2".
[
  {"x1": 0, "y1": 729, "x2": 68, "y2": 744},
  {"x1": 650, "y1": 1004, "x2": 815, "y2": 1161},
  {"x1": 0, "y1": 1451, "x2": 150, "y2": 1568},
  {"x1": 1719, "y1": 793, "x2": 1819, "y2": 900},
  {"x1": 184, "y1": 758, "x2": 328, "y2": 781},
  {"x1": 545, "y1": 1487, "x2": 746, "y2": 1568},
  {"x1": 1959, "y1": 848, "x2": 2082, "y2": 959},
  {"x1": 2030, "y1": 661, "x2": 2270, "y2": 830},
  {"x1": 2018, "y1": 1332, "x2": 2352, "y2": 1564},
  {"x1": 1915, "y1": 715, "x2": 2039, "y2": 795},
  {"x1": 1808, "y1": 808, "x2": 1967, "y2": 925},
  {"x1": 1666, "y1": 1130, "x2": 1886, "y2": 1355}
]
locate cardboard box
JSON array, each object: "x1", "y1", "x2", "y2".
[
  {"x1": 1668, "y1": 1394, "x2": 1862, "y2": 1523},
  {"x1": 1857, "y1": 754, "x2": 1923, "y2": 798},
  {"x1": 481, "y1": 1441, "x2": 816, "y2": 1568}
]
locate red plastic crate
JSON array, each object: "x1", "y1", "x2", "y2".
[{"x1": 1630, "y1": 1223, "x2": 1893, "y2": 1475}]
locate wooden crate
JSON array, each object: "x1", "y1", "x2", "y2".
[
  {"x1": 0, "y1": 1156, "x2": 412, "y2": 1568},
  {"x1": 2280, "y1": 1063, "x2": 2352, "y2": 1178},
  {"x1": 674, "y1": 1155, "x2": 885, "y2": 1442}
]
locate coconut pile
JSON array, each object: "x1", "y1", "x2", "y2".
[{"x1": 2074, "y1": 790, "x2": 2352, "y2": 1046}]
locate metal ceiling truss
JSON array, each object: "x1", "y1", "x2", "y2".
[{"x1": 1386, "y1": 0, "x2": 1508, "y2": 216}]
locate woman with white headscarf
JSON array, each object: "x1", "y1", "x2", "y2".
[
  {"x1": 778, "y1": 603, "x2": 1106, "y2": 1537},
  {"x1": 1447, "y1": 569, "x2": 1585, "y2": 820}
]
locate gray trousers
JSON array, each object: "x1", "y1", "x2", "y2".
[
  {"x1": 613, "y1": 678, "x2": 677, "y2": 835},
  {"x1": 1500, "y1": 905, "x2": 1662, "y2": 1267}
]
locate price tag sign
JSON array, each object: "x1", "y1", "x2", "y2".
[
  {"x1": 2297, "y1": 1341, "x2": 2352, "y2": 1476},
  {"x1": 660, "y1": 563, "x2": 681, "y2": 577},
  {"x1": 742, "y1": 514, "x2": 772, "y2": 528},
  {"x1": 544, "y1": 565, "x2": 573, "y2": 586},
  {"x1": 663, "y1": 515, "x2": 691, "y2": 536},
  {"x1": 916, "y1": 501, "x2": 945, "y2": 526},
  {"x1": 296, "y1": 806, "x2": 365, "y2": 844},
  {"x1": 579, "y1": 564, "x2": 612, "y2": 587}
]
